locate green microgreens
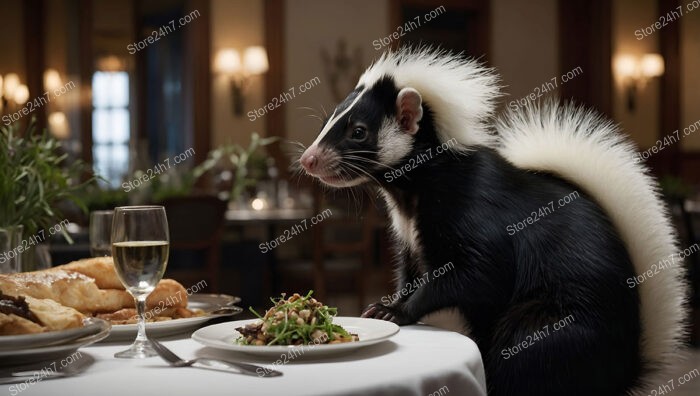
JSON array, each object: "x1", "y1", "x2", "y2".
[{"x1": 242, "y1": 290, "x2": 352, "y2": 346}]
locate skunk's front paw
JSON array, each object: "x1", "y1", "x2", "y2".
[{"x1": 361, "y1": 303, "x2": 414, "y2": 325}]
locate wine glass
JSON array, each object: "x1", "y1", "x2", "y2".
[
  {"x1": 89, "y1": 210, "x2": 114, "y2": 257},
  {"x1": 111, "y1": 206, "x2": 170, "y2": 358}
]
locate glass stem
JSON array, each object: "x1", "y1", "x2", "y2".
[{"x1": 135, "y1": 295, "x2": 148, "y2": 342}]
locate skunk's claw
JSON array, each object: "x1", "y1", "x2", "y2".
[{"x1": 361, "y1": 303, "x2": 412, "y2": 325}]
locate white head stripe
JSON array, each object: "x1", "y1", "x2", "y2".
[{"x1": 310, "y1": 89, "x2": 367, "y2": 147}]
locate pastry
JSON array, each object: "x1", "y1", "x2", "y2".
[{"x1": 0, "y1": 290, "x2": 84, "y2": 335}]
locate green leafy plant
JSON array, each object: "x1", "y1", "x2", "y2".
[
  {"x1": 77, "y1": 183, "x2": 129, "y2": 212},
  {"x1": 73, "y1": 132, "x2": 278, "y2": 205},
  {"x1": 660, "y1": 175, "x2": 694, "y2": 200},
  {"x1": 193, "y1": 132, "x2": 278, "y2": 201},
  {"x1": 0, "y1": 120, "x2": 94, "y2": 242}
]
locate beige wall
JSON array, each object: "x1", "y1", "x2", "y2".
[
  {"x1": 45, "y1": 1, "x2": 69, "y2": 82},
  {"x1": 210, "y1": 0, "x2": 266, "y2": 148},
  {"x1": 490, "y1": 0, "x2": 558, "y2": 105},
  {"x1": 44, "y1": 0, "x2": 79, "y2": 143},
  {"x1": 612, "y1": 0, "x2": 660, "y2": 149},
  {"x1": 284, "y1": 0, "x2": 559, "y2": 146},
  {"x1": 284, "y1": 0, "x2": 390, "y2": 146},
  {"x1": 681, "y1": 4, "x2": 700, "y2": 151},
  {"x1": 280, "y1": 0, "x2": 561, "y2": 147},
  {"x1": 4, "y1": 1, "x2": 698, "y2": 157},
  {"x1": 206, "y1": 0, "x2": 700, "y2": 155}
]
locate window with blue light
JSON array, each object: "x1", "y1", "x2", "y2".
[{"x1": 92, "y1": 71, "x2": 130, "y2": 188}]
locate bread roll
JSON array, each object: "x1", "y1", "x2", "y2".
[
  {"x1": 0, "y1": 259, "x2": 189, "y2": 315},
  {"x1": 54, "y1": 257, "x2": 189, "y2": 309},
  {"x1": 147, "y1": 279, "x2": 188, "y2": 309},
  {"x1": 55, "y1": 257, "x2": 123, "y2": 290}
]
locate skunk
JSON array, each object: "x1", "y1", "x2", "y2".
[{"x1": 299, "y1": 47, "x2": 687, "y2": 396}]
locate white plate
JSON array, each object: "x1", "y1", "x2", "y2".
[
  {"x1": 102, "y1": 294, "x2": 242, "y2": 341},
  {"x1": 192, "y1": 317, "x2": 400, "y2": 357},
  {"x1": 0, "y1": 319, "x2": 111, "y2": 366},
  {"x1": 0, "y1": 318, "x2": 107, "y2": 351}
]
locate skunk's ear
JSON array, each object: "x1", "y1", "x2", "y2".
[{"x1": 396, "y1": 87, "x2": 423, "y2": 135}]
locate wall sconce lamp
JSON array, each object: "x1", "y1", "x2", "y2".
[
  {"x1": 48, "y1": 111, "x2": 69, "y2": 139},
  {"x1": 0, "y1": 73, "x2": 30, "y2": 113},
  {"x1": 614, "y1": 53, "x2": 664, "y2": 112},
  {"x1": 215, "y1": 46, "x2": 269, "y2": 116},
  {"x1": 44, "y1": 69, "x2": 63, "y2": 92},
  {"x1": 1, "y1": 70, "x2": 67, "y2": 137},
  {"x1": 42, "y1": 68, "x2": 71, "y2": 140}
]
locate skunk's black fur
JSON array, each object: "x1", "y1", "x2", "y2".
[
  {"x1": 363, "y1": 101, "x2": 640, "y2": 395},
  {"x1": 300, "y1": 49, "x2": 684, "y2": 395}
]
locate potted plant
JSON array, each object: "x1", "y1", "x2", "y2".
[
  {"x1": 0, "y1": 120, "x2": 93, "y2": 272},
  {"x1": 150, "y1": 132, "x2": 278, "y2": 204}
]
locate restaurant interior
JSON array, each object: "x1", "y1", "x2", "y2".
[{"x1": 1, "y1": 0, "x2": 699, "y2": 393}]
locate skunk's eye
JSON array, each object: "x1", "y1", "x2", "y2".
[{"x1": 351, "y1": 126, "x2": 367, "y2": 141}]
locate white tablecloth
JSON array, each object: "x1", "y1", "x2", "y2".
[{"x1": 6, "y1": 324, "x2": 486, "y2": 396}]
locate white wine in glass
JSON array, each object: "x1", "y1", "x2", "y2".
[{"x1": 111, "y1": 206, "x2": 170, "y2": 358}]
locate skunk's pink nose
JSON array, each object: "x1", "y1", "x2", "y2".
[{"x1": 301, "y1": 147, "x2": 319, "y2": 173}]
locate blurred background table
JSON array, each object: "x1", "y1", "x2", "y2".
[
  {"x1": 225, "y1": 208, "x2": 312, "y2": 223},
  {"x1": 224, "y1": 208, "x2": 313, "y2": 301}
]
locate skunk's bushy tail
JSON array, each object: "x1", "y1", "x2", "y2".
[{"x1": 496, "y1": 101, "x2": 687, "y2": 393}]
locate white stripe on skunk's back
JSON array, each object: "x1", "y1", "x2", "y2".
[
  {"x1": 357, "y1": 47, "x2": 501, "y2": 149},
  {"x1": 496, "y1": 102, "x2": 687, "y2": 390}
]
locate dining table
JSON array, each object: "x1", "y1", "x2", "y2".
[
  {"x1": 3, "y1": 323, "x2": 487, "y2": 396},
  {"x1": 224, "y1": 208, "x2": 314, "y2": 295}
]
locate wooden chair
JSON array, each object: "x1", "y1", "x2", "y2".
[
  {"x1": 160, "y1": 195, "x2": 227, "y2": 292},
  {"x1": 311, "y1": 184, "x2": 378, "y2": 311},
  {"x1": 681, "y1": 200, "x2": 700, "y2": 345},
  {"x1": 669, "y1": 198, "x2": 700, "y2": 345}
]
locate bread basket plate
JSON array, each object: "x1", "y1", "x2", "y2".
[
  {"x1": 0, "y1": 318, "x2": 111, "y2": 366},
  {"x1": 192, "y1": 317, "x2": 400, "y2": 358},
  {"x1": 0, "y1": 317, "x2": 109, "y2": 351},
  {"x1": 102, "y1": 294, "x2": 242, "y2": 342}
]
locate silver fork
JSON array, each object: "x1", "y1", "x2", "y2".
[{"x1": 149, "y1": 338, "x2": 282, "y2": 377}]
